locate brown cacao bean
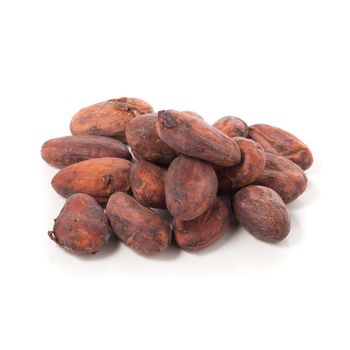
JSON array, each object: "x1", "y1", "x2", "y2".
[
  {"x1": 106, "y1": 192, "x2": 172, "y2": 254},
  {"x1": 233, "y1": 185, "x2": 291, "y2": 242},
  {"x1": 70, "y1": 97, "x2": 153, "y2": 142},
  {"x1": 51, "y1": 157, "x2": 132, "y2": 203},
  {"x1": 126, "y1": 113, "x2": 177, "y2": 165},
  {"x1": 213, "y1": 116, "x2": 248, "y2": 138},
  {"x1": 248, "y1": 124, "x2": 313, "y2": 170},
  {"x1": 182, "y1": 111, "x2": 203, "y2": 119},
  {"x1": 41, "y1": 135, "x2": 131, "y2": 168},
  {"x1": 216, "y1": 137, "x2": 266, "y2": 193},
  {"x1": 254, "y1": 152, "x2": 307, "y2": 203},
  {"x1": 165, "y1": 155, "x2": 218, "y2": 221},
  {"x1": 48, "y1": 193, "x2": 112, "y2": 254},
  {"x1": 173, "y1": 198, "x2": 230, "y2": 251},
  {"x1": 130, "y1": 160, "x2": 166, "y2": 209},
  {"x1": 156, "y1": 110, "x2": 241, "y2": 166}
]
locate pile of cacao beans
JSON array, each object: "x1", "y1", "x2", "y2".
[{"x1": 41, "y1": 97, "x2": 313, "y2": 255}]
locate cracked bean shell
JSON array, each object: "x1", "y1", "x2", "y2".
[
  {"x1": 213, "y1": 116, "x2": 248, "y2": 138},
  {"x1": 216, "y1": 137, "x2": 266, "y2": 193},
  {"x1": 233, "y1": 185, "x2": 291, "y2": 242},
  {"x1": 248, "y1": 124, "x2": 313, "y2": 170},
  {"x1": 48, "y1": 193, "x2": 112, "y2": 254},
  {"x1": 165, "y1": 155, "x2": 218, "y2": 221},
  {"x1": 70, "y1": 97, "x2": 153, "y2": 142},
  {"x1": 51, "y1": 157, "x2": 132, "y2": 203},
  {"x1": 106, "y1": 192, "x2": 172, "y2": 255},
  {"x1": 41, "y1": 135, "x2": 131, "y2": 168},
  {"x1": 254, "y1": 152, "x2": 307, "y2": 203},
  {"x1": 126, "y1": 113, "x2": 177, "y2": 165},
  {"x1": 130, "y1": 160, "x2": 166, "y2": 209},
  {"x1": 156, "y1": 110, "x2": 241, "y2": 166},
  {"x1": 173, "y1": 198, "x2": 230, "y2": 251}
]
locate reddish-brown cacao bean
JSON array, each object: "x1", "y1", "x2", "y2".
[
  {"x1": 165, "y1": 155, "x2": 218, "y2": 221},
  {"x1": 254, "y1": 153, "x2": 307, "y2": 203},
  {"x1": 48, "y1": 193, "x2": 112, "y2": 254},
  {"x1": 173, "y1": 198, "x2": 230, "y2": 251},
  {"x1": 51, "y1": 157, "x2": 132, "y2": 203},
  {"x1": 156, "y1": 110, "x2": 241, "y2": 166},
  {"x1": 70, "y1": 97, "x2": 153, "y2": 142},
  {"x1": 213, "y1": 116, "x2": 248, "y2": 138},
  {"x1": 248, "y1": 124, "x2": 313, "y2": 170},
  {"x1": 130, "y1": 160, "x2": 166, "y2": 209},
  {"x1": 106, "y1": 192, "x2": 172, "y2": 254},
  {"x1": 216, "y1": 137, "x2": 266, "y2": 193},
  {"x1": 41, "y1": 135, "x2": 131, "y2": 168},
  {"x1": 126, "y1": 113, "x2": 177, "y2": 165},
  {"x1": 233, "y1": 186, "x2": 291, "y2": 242},
  {"x1": 182, "y1": 111, "x2": 203, "y2": 119}
]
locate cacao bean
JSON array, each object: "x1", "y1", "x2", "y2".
[
  {"x1": 165, "y1": 155, "x2": 218, "y2": 221},
  {"x1": 130, "y1": 160, "x2": 166, "y2": 209},
  {"x1": 51, "y1": 157, "x2": 132, "y2": 203},
  {"x1": 213, "y1": 116, "x2": 248, "y2": 137},
  {"x1": 48, "y1": 193, "x2": 112, "y2": 254},
  {"x1": 248, "y1": 124, "x2": 313, "y2": 170},
  {"x1": 126, "y1": 113, "x2": 177, "y2": 165},
  {"x1": 106, "y1": 192, "x2": 172, "y2": 254},
  {"x1": 70, "y1": 97, "x2": 153, "y2": 142},
  {"x1": 254, "y1": 152, "x2": 307, "y2": 203},
  {"x1": 41, "y1": 135, "x2": 131, "y2": 168},
  {"x1": 173, "y1": 198, "x2": 230, "y2": 251},
  {"x1": 233, "y1": 185, "x2": 291, "y2": 242},
  {"x1": 216, "y1": 137, "x2": 266, "y2": 193},
  {"x1": 156, "y1": 110, "x2": 241, "y2": 166},
  {"x1": 182, "y1": 111, "x2": 203, "y2": 119}
]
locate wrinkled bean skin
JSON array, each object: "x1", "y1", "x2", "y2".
[
  {"x1": 165, "y1": 155, "x2": 218, "y2": 221},
  {"x1": 156, "y1": 110, "x2": 241, "y2": 166},
  {"x1": 173, "y1": 198, "x2": 230, "y2": 251},
  {"x1": 48, "y1": 194, "x2": 112, "y2": 254},
  {"x1": 106, "y1": 192, "x2": 172, "y2": 255},
  {"x1": 126, "y1": 113, "x2": 177, "y2": 165},
  {"x1": 216, "y1": 137, "x2": 266, "y2": 193},
  {"x1": 182, "y1": 111, "x2": 203, "y2": 119},
  {"x1": 52, "y1": 157, "x2": 132, "y2": 203},
  {"x1": 130, "y1": 160, "x2": 166, "y2": 209},
  {"x1": 254, "y1": 153, "x2": 307, "y2": 203},
  {"x1": 248, "y1": 124, "x2": 313, "y2": 170},
  {"x1": 233, "y1": 186, "x2": 291, "y2": 242},
  {"x1": 41, "y1": 135, "x2": 131, "y2": 168},
  {"x1": 70, "y1": 97, "x2": 153, "y2": 143},
  {"x1": 213, "y1": 116, "x2": 248, "y2": 138}
]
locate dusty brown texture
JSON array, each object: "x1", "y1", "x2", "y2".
[
  {"x1": 216, "y1": 137, "x2": 266, "y2": 193},
  {"x1": 213, "y1": 116, "x2": 248, "y2": 138},
  {"x1": 106, "y1": 192, "x2": 171, "y2": 254},
  {"x1": 165, "y1": 155, "x2": 218, "y2": 221},
  {"x1": 233, "y1": 186, "x2": 291, "y2": 242},
  {"x1": 248, "y1": 124, "x2": 313, "y2": 170},
  {"x1": 51, "y1": 157, "x2": 132, "y2": 203},
  {"x1": 173, "y1": 198, "x2": 230, "y2": 251},
  {"x1": 48, "y1": 194, "x2": 111, "y2": 254},
  {"x1": 70, "y1": 97, "x2": 153, "y2": 143},
  {"x1": 130, "y1": 160, "x2": 166, "y2": 209},
  {"x1": 254, "y1": 153, "x2": 307, "y2": 203},
  {"x1": 182, "y1": 111, "x2": 203, "y2": 119},
  {"x1": 126, "y1": 113, "x2": 177, "y2": 165},
  {"x1": 156, "y1": 110, "x2": 241, "y2": 166},
  {"x1": 41, "y1": 135, "x2": 131, "y2": 168}
]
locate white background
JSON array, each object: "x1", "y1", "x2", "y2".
[{"x1": 0, "y1": 1, "x2": 349, "y2": 349}]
